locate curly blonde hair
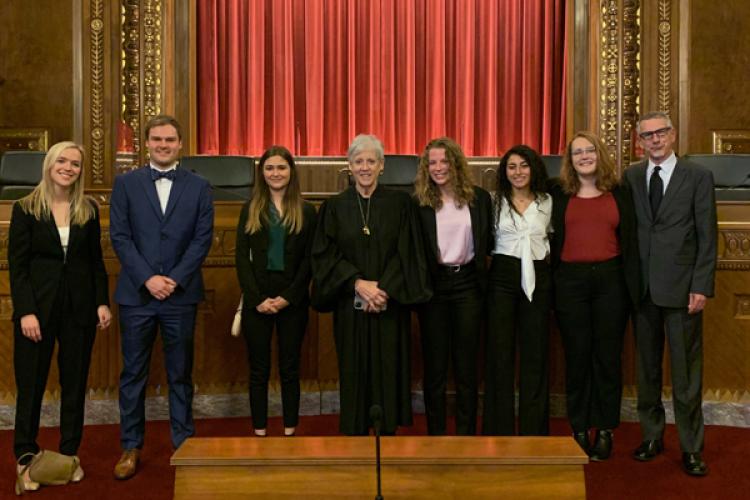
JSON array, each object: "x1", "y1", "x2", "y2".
[{"x1": 414, "y1": 137, "x2": 475, "y2": 210}]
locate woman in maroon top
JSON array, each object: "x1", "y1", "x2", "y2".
[{"x1": 550, "y1": 131, "x2": 640, "y2": 461}]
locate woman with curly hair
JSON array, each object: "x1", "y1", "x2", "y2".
[
  {"x1": 550, "y1": 131, "x2": 640, "y2": 460},
  {"x1": 413, "y1": 137, "x2": 492, "y2": 435},
  {"x1": 482, "y1": 145, "x2": 552, "y2": 436}
]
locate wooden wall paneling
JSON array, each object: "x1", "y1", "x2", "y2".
[
  {"x1": 683, "y1": 0, "x2": 750, "y2": 153},
  {"x1": 0, "y1": 1, "x2": 74, "y2": 145}
]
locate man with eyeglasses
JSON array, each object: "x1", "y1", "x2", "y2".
[{"x1": 623, "y1": 111, "x2": 717, "y2": 476}]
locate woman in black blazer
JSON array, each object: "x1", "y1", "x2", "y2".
[
  {"x1": 9, "y1": 141, "x2": 111, "y2": 491},
  {"x1": 549, "y1": 131, "x2": 640, "y2": 460},
  {"x1": 413, "y1": 137, "x2": 492, "y2": 435},
  {"x1": 235, "y1": 145, "x2": 316, "y2": 437}
]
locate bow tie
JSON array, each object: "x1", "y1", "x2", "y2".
[{"x1": 150, "y1": 168, "x2": 176, "y2": 181}]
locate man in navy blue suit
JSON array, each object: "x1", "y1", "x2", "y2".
[{"x1": 110, "y1": 115, "x2": 213, "y2": 480}]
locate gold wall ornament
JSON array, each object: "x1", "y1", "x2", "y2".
[
  {"x1": 142, "y1": 0, "x2": 163, "y2": 123},
  {"x1": 0, "y1": 128, "x2": 50, "y2": 155},
  {"x1": 90, "y1": 0, "x2": 105, "y2": 184},
  {"x1": 657, "y1": 0, "x2": 672, "y2": 114},
  {"x1": 713, "y1": 130, "x2": 750, "y2": 154},
  {"x1": 121, "y1": 0, "x2": 141, "y2": 161},
  {"x1": 119, "y1": 0, "x2": 163, "y2": 168},
  {"x1": 598, "y1": 0, "x2": 640, "y2": 169}
]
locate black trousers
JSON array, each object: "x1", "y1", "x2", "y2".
[
  {"x1": 14, "y1": 283, "x2": 96, "y2": 459},
  {"x1": 483, "y1": 254, "x2": 551, "y2": 436},
  {"x1": 554, "y1": 257, "x2": 629, "y2": 433},
  {"x1": 635, "y1": 295, "x2": 704, "y2": 453},
  {"x1": 242, "y1": 293, "x2": 308, "y2": 430},
  {"x1": 418, "y1": 264, "x2": 482, "y2": 435}
]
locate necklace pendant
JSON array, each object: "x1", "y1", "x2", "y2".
[{"x1": 363, "y1": 225, "x2": 371, "y2": 236}]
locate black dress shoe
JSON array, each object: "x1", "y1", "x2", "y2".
[
  {"x1": 589, "y1": 429, "x2": 613, "y2": 461},
  {"x1": 682, "y1": 452, "x2": 708, "y2": 476},
  {"x1": 633, "y1": 439, "x2": 663, "y2": 461},
  {"x1": 573, "y1": 431, "x2": 590, "y2": 455}
]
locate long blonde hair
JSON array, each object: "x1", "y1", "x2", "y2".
[
  {"x1": 245, "y1": 145, "x2": 305, "y2": 235},
  {"x1": 19, "y1": 141, "x2": 95, "y2": 225},
  {"x1": 414, "y1": 137, "x2": 475, "y2": 210}
]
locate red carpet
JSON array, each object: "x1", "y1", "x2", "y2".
[{"x1": 2, "y1": 415, "x2": 748, "y2": 499}]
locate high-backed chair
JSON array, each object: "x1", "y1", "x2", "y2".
[
  {"x1": 381, "y1": 154, "x2": 419, "y2": 193},
  {"x1": 180, "y1": 155, "x2": 254, "y2": 201},
  {"x1": 682, "y1": 154, "x2": 750, "y2": 201},
  {"x1": 0, "y1": 151, "x2": 45, "y2": 200},
  {"x1": 541, "y1": 155, "x2": 563, "y2": 179}
]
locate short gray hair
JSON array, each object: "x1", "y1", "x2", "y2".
[
  {"x1": 347, "y1": 134, "x2": 385, "y2": 163},
  {"x1": 637, "y1": 111, "x2": 673, "y2": 134}
]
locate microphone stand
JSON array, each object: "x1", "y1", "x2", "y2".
[{"x1": 370, "y1": 405, "x2": 384, "y2": 500}]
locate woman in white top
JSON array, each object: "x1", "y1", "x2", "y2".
[
  {"x1": 9, "y1": 142, "x2": 111, "y2": 492},
  {"x1": 413, "y1": 137, "x2": 493, "y2": 435},
  {"x1": 483, "y1": 144, "x2": 552, "y2": 436}
]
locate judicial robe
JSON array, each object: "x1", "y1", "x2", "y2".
[{"x1": 311, "y1": 186, "x2": 432, "y2": 434}]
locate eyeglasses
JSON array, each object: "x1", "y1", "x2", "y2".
[
  {"x1": 639, "y1": 126, "x2": 672, "y2": 140},
  {"x1": 571, "y1": 146, "x2": 597, "y2": 157}
]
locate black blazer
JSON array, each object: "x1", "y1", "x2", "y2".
[
  {"x1": 8, "y1": 200, "x2": 110, "y2": 328},
  {"x1": 235, "y1": 201, "x2": 317, "y2": 310},
  {"x1": 549, "y1": 181, "x2": 640, "y2": 306},
  {"x1": 414, "y1": 186, "x2": 494, "y2": 292}
]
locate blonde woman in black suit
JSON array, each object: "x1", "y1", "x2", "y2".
[
  {"x1": 9, "y1": 141, "x2": 111, "y2": 492},
  {"x1": 414, "y1": 137, "x2": 493, "y2": 435},
  {"x1": 235, "y1": 145, "x2": 316, "y2": 437}
]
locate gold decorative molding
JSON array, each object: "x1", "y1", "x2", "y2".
[
  {"x1": 713, "y1": 130, "x2": 750, "y2": 154},
  {"x1": 657, "y1": 0, "x2": 672, "y2": 114},
  {"x1": 121, "y1": 0, "x2": 141, "y2": 157},
  {"x1": 119, "y1": 0, "x2": 163, "y2": 168},
  {"x1": 89, "y1": 0, "x2": 105, "y2": 184},
  {"x1": 721, "y1": 231, "x2": 750, "y2": 260},
  {"x1": 598, "y1": 0, "x2": 640, "y2": 168},
  {"x1": 0, "y1": 128, "x2": 50, "y2": 154},
  {"x1": 621, "y1": 0, "x2": 640, "y2": 168},
  {"x1": 735, "y1": 295, "x2": 750, "y2": 319},
  {"x1": 142, "y1": 0, "x2": 163, "y2": 121}
]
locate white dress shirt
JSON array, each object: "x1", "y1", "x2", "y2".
[
  {"x1": 647, "y1": 152, "x2": 677, "y2": 194},
  {"x1": 493, "y1": 194, "x2": 552, "y2": 301},
  {"x1": 151, "y1": 162, "x2": 177, "y2": 213}
]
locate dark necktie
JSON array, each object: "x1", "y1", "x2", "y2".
[
  {"x1": 649, "y1": 166, "x2": 663, "y2": 216},
  {"x1": 150, "y1": 168, "x2": 176, "y2": 181}
]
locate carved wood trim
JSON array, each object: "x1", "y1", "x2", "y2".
[
  {"x1": 89, "y1": 0, "x2": 105, "y2": 184},
  {"x1": 657, "y1": 0, "x2": 672, "y2": 114},
  {"x1": 598, "y1": 0, "x2": 640, "y2": 169}
]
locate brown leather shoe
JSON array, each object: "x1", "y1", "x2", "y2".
[{"x1": 114, "y1": 449, "x2": 140, "y2": 480}]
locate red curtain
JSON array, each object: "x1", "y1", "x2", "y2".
[{"x1": 197, "y1": 0, "x2": 567, "y2": 156}]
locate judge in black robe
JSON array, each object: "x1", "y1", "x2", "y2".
[{"x1": 311, "y1": 134, "x2": 432, "y2": 435}]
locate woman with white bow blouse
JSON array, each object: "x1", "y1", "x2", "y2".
[{"x1": 483, "y1": 145, "x2": 552, "y2": 436}]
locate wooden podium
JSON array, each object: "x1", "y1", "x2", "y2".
[{"x1": 171, "y1": 436, "x2": 587, "y2": 499}]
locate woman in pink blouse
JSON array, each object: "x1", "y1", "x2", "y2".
[{"x1": 413, "y1": 137, "x2": 493, "y2": 435}]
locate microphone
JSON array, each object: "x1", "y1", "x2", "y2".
[
  {"x1": 370, "y1": 405, "x2": 384, "y2": 500},
  {"x1": 189, "y1": 169, "x2": 250, "y2": 201}
]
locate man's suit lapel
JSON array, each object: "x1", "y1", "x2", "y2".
[
  {"x1": 656, "y1": 161, "x2": 687, "y2": 219},
  {"x1": 137, "y1": 166, "x2": 164, "y2": 220},
  {"x1": 163, "y1": 168, "x2": 189, "y2": 221},
  {"x1": 630, "y1": 162, "x2": 652, "y2": 222}
]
